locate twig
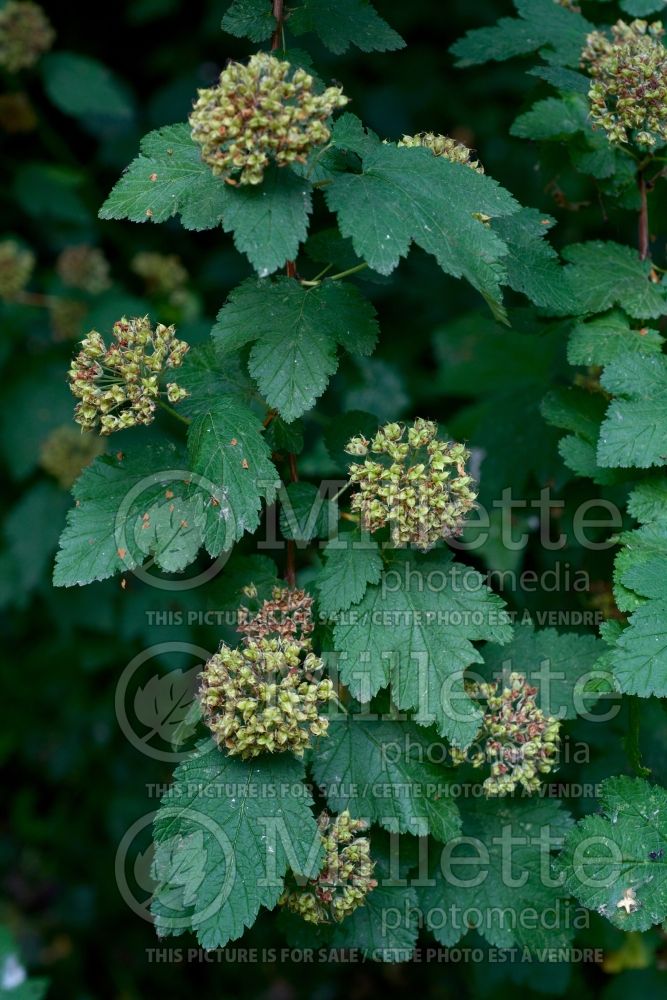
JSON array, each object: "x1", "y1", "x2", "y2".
[
  {"x1": 330, "y1": 480, "x2": 352, "y2": 504},
  {"x1": 13, "y1": 290, "x2": 60, "y2": 308},
  {"x1": 272, "y1": 0, "x2": 303, "y2": 587},
  {"x1": 625, "y1": 697, "x2": 651, "y2": 778},
  {"x1": 285, "y1": 542, "x2": 296, "y2": 588},
  {"x1": 300, "y1": 262, "x2": 369, "y2": 288},
  {"x1": 271, "y1": 0, "x2": 285, "y2": 51},
  {"x1": 284, "y1": 452, "x2": 299, "y2": 587},
  {"x1": 637, "y1": 168, "x2": 650, "y2": 261}
]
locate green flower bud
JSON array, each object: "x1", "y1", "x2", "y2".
[
  {"x1": 0, "y1": 1, "x2": 54, "y2": 73},
  {"x1": 164, "y1": 383, "x2": 185, "y2": 403},
  {"x1": 279, "y1": 811, "x2": 377, "y2": 924},
  {"x1": 189, "y1": 52, "x2": 348, "y2": 186},
  {"x1": 344, "y1": 435, "x2": 369, "y2": 457}
]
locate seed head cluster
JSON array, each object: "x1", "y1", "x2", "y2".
[
  {"x1": 39, "y1": 425, "x2": 104, "y2": 489},
  {"x1": 279, "y1": 811, "x2": 377, "y2": 924},
  {"x1": 581, "y1": 19, "x2": 667, "y2": 148},
  {"x1": 452, "y1": 673, "x2": 561, "y2": 796},
  {"x1": 0, "y1": 239, "x2": 34, "y2": 299},
  {"x1": 398, "y1": 133, "x2": 484, "y2": 173},
  {"x1": 57, "y1": 245, "x2": 111, "y2": 295},
  {"x1": 0, "y1": 1, "x2": 54, "y2": 73},
  {"x1": 345, "y1": 419, "x2": 477, "y2": 549},
  {"x1": 200, "y1": 587, "x2": 334, "y2": 760},
  {"x1": 189, "y1": 52, "x2": 348, "y2": 186},
  {"x1": 131, "y1": 252, "x2": 188, "y2": 296},
  {"x1": 68, "y1": 316, "x2": 189, "y2": 435},
  {"x1": 131, "y1": 251, "x2": 192, "y2": 314}
]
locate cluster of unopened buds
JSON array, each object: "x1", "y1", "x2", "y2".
[
  {"x1": 131, "y1": 251, "x2": 193, "y2": 314},
  {"x1": 397, "y1": 132, "x2": 484, "y2": 173},
  {"x1": 0, "y1": 1, "x2": 54, "y2": 73},
  {"x1": 581, "y1": 19, "x2": 667, "y2": 147},
  {"x1": 0, "y1": 238, "x2": 34, "y2": 299},
  {"x1": 345, "y1": 418, "x2": 477, "y2": 549},
  {"x1": 57, "y1": 245, "x2": 111, "y2": 295},
  {"x1": 68, "y1": 316, "x2": 189, "y2": 435},
  {"x1": 200, "y1": 587, "x2": 334, "y2": 759},
  {"x1": 39, "y1": 425, "x2": 104, "y2": 489},
  {"x1": 189, "y1": 52, "x2": 348, "y2": 185},
  {"x1": 452, "y1": 673, "x2": 560, "y2": 796},
  {"x1": 131, "y1": 251, "x2": 188, "y2": 296},
  {"x1": 279, "y1": 811, "x2": 377, "y2": 924}
]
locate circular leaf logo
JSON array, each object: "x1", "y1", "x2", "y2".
[
  {"x1": 113, "y1": 468, "x2": 236, "y2": 591},
  {"x1": 115, "y1": 642, "x2": 213, "y2": 762}
]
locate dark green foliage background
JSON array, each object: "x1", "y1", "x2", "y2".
[{"x1": 2, "y1": 0, "x2": 666, "y2": 997}]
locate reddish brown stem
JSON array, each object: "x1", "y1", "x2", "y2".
[
  {"x1": 284, "y1": 452, "x2": 299, "y2": 587},
  {"x1": 638, "y1": 169, "x2": 650, "y2": 261},
  {"x1": 285, "y1": 542, "x2": 296, "y2": 588},
  {"x1": 282, "y1": 206, "x2": 299, "y2": 587},
  {"x1": 271, "y1": 0, "x2": 284, "y2": 50},
  {"x1": 14, "y1": 291, "x2": 59, "y2": 308}
]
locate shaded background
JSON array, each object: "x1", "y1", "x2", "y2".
[{"x1": 2, "y1": 0, "x2": 666, "y2": 996}]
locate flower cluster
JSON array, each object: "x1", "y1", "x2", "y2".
[
  {"x1": 581, "y1": 19, "x2": 667, "y2": 147},
  {"x1": 39, "y1": 425, "x2": 104, "y2": 489},
  {"x1": 68, "y1": 316, "x2": 189, "y2": 435},
  {"x1": 57, "y1": 245, "x2": 111, "y2": 294},
  {"x1": 397, "y1": 132, "x2": 484, "y2": 172},
  {"x1": 131, "y1": 252, "x2": 188, "y2": 297},
  {"x1": 237, "y1": 586, "x2": 314, "y2": 645},
  {"x1": 131, "y1": 251, "x2": 194, "y2": 316},
  {"x1": 452, "y1": 673, "x2": 561, "y2": 796},
  {"x1": 279, "y1": 811, "x2": 377, "y2": 924},
  {"x1": 200, "y1": 587, "x2": 334, "y2": 760},
  {"x1": 189, "y1": 52, "x2": 348, "y2": 186},
  {"x1": 0, "y1": 239, "x2": 34, "y2": 299},
  {"x1": 0, "y1": 2, "x2": 54, "y2": 73},
  {"x1": 345, "y1": 418, "x2": 477, "y2": 549}
]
